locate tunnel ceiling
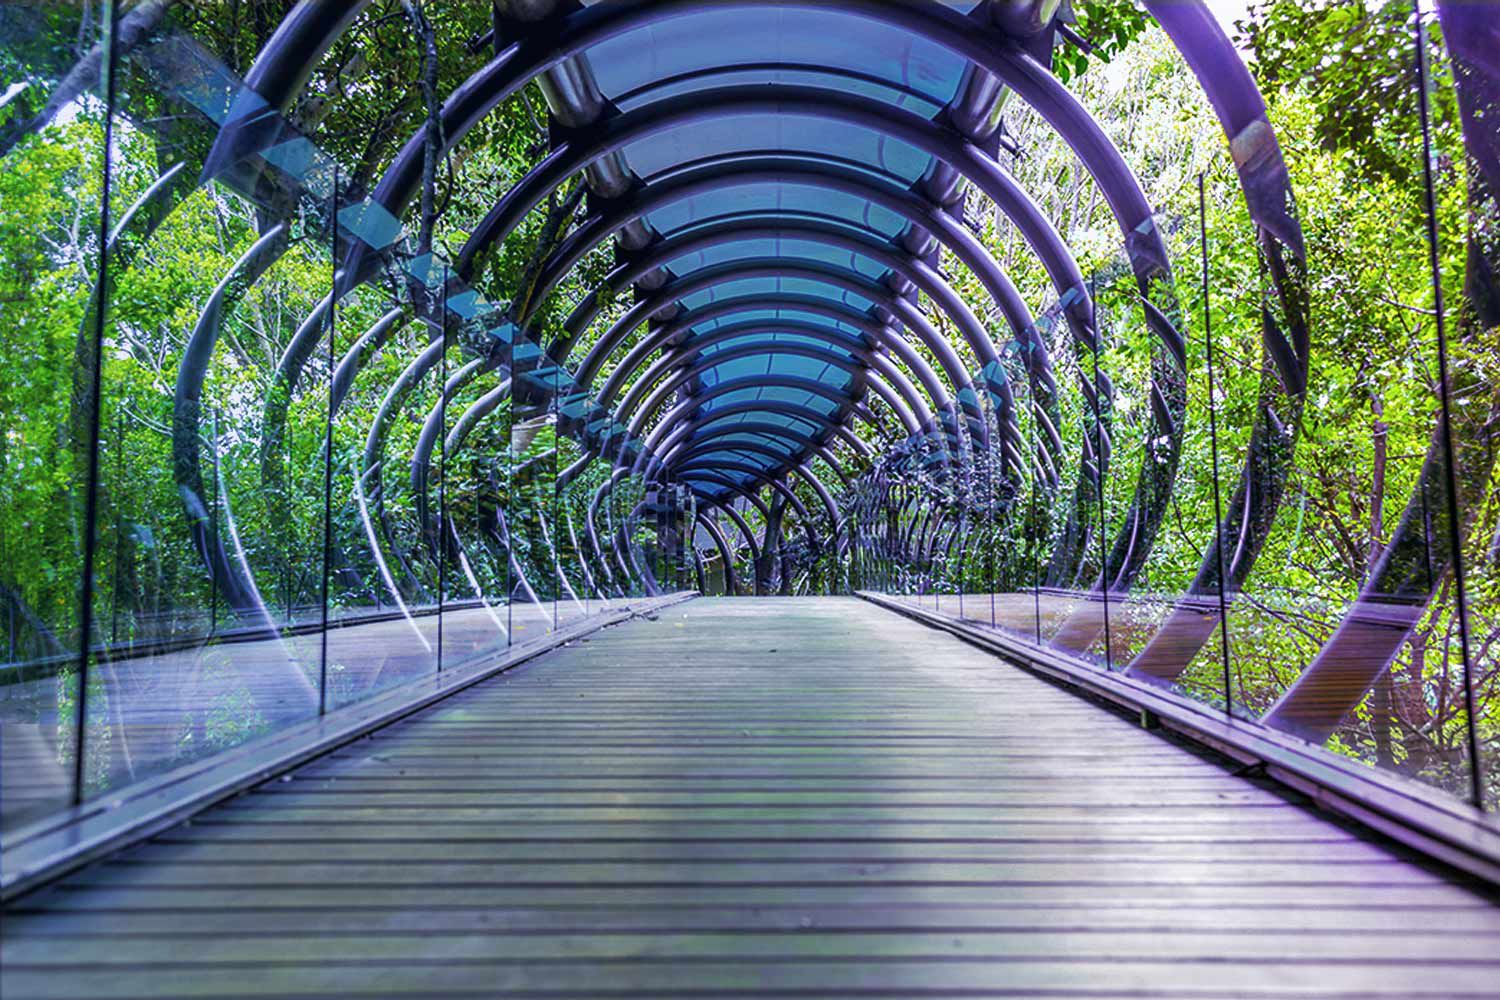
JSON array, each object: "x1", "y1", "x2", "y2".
[
  {"x1": 0, "y1": 0, "x2": 1360, "y2": 625},
  {"x1": 189, "y1": 0, "x2": 1298, "y2": 533},
  {"x1": 30, "y1": 0, "x2": 1337, "y2": 649}
]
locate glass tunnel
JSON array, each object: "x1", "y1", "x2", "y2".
[{"x1": 0, "y1": 0, "x2": 1498, "y2": 992}]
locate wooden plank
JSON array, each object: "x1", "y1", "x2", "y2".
[
  {"x1": 8, "y1": 928, "x2": 1500, "y2": 965},
  {"x1": 10, "y1": 903, "x2": 1500, "y2": 937},
  {"x1": 5, "y1": 958, "x2": 1500, "y2": 999},
  {"x1": 3, "y1": 596, "x2": 1497, "y2": 1000}
]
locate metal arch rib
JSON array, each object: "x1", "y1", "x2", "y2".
[{"x1": 549, "y1": 216, "x2": 1005, "y2": 451}]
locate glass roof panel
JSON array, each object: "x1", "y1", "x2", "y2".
[
  {"x1": 665, "y1": 237, "x2": 889, "y2": 283},
  {"x1": 696, "y1": 331, "x2": 861, "y2": 357},
  {"x1": 582, "y1": 7, "x2": 975, "y2": 113},
  {"x1": 690, "y1": 308, "x2": 866, "y2": 339},
  {"x1": 769, "y1": 355, "x2": 848, "y2": 385},
  {"x1": 688, "y1": 449, "x2": 781, "y2": 471},
  {"x1": 695, "y1": 352, "x2": 852, "y2": 390},
  {"x1": 699, "y1": 356, "x2": 774, "y2": 386},
  {"x1": 704, "y1": 386, "x2": 845, "y2": 418},
  {"x1": 620, "y1": 114, "x2": 932, "y2": 186},
  {"x1": 709, "y1": 432, "x2": 804, "y2": 453},
  {"x1": 645, "y1": 182, "x2": 910, "y2": 240},
  {"x1": 676, "y1": 275, "x2": 875, "y2": 314}
]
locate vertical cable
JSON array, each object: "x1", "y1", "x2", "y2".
[
  {"x1": 1413, "y1": 2, "x2": 1482, "y2": 807},
  {"x1": 1029, "y1": 351, "x2": 1041, "y2": 643},
  {"x1": 209, "y1": 407, "x2": 220, "y2": 636},
  {"x1": 989, "y1": 396, "x2": 998, "y2": 628},
  {"x1": 1200, "y1": 174, "x2": 1233, "y2": 713},
  {"x1": 554, "y1": 396, "x2": 562, "y2": 623},
  {"x1": 284, "y1": 429, "x2": 293, "y2": 618},
  {"x1": 437, "y1": 268, "x2": 448, "y2": 670},
  {"x1": 73, "y1": 0, "x2": 121, "y2": 805},
  {"x1": 109, "y1": 410, "x2": 124, "y2": 644},
  {"x1": 1091, "y1": 273, "x2": 1113, "y2": 669},
  {"x1": 318, "y1": 162, "x2": 338, "y2": 716}
]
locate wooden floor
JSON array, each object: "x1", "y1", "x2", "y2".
[{"x1": 3, "y1": 596, "x2": 1498, "y2": 998}]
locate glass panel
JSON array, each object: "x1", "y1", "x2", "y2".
[
  {"x1": 78, "y1": 5, "x2": 332, "y2": 794},
  {"x1": 439, "y1": 329, "x2": 511, "y2": 671},
  {"x1": 0, "y1": 0, "x2": 113, "y2": 827},
  {"x1": 1305, "y1": 8, "x2": 1484, "y2": 801}
]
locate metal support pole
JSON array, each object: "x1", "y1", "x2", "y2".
[
  {"x1": 73, "y1": 0, "x2": 122, "y2": 804},
  {"x1": 1200, "y1": 174, "x2": 1233, "y2": 712},
  {"x1": 1413, "y1": 1, "x2": 1481, "y2": 807}
]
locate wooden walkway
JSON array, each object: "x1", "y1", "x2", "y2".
[{"x1": 3, "y1": 596, "x2": 1498, "y2": 998}]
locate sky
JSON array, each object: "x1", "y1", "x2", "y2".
[{"x1": 1204, "y1": 0, "x2": 1253, "y2": 34}]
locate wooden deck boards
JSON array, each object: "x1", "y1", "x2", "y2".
[{"x1": 3, "y1": 596, "x2": 1498, "y2": 999}]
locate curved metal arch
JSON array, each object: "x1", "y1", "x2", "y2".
[
  {"x1": 561, "y1": 395, "x2": 874, "y2": 489},
  {"x1": 619, "y1": 336, "x2": 930, "y2": 485},
  {"x1": 218, "y1": 1, "x2": 1190, "y2": 590},
  {"x1": 294, "y1": 1, "x2": 1128, "y2": 378},
  {"x1": 424, "y1": 79, "x2": 1110, "y2": 576},
  {"x1": 214, "y1": 0, "x2": 1266, "y2": 626},
  {"x1": 809, "y1": 445, "x2": 857, "y2": 490},
  {"x1": 451, "y1": 83, "x2": 1094, "y2": 367},
  {"x1": 670, "y1": 449, "x2": 846, "y2": 570},
  {"x1": 694, "y1": 507, "x2": 741, "y2": 596},
  {"x1": 621, "y1": 341, "x2": 930, "y2": 454},
  {"x1": 336, "y1": 249, "x2": 979, "y2": 536},
  {"x1": 673, "y1": 440, "x2": 805, "y2": 477},
  {"x1": 1256, "y1": 0, "x2": 1497, "y2": 741},
  {"x1": 444, "y1": 377, "x2": 512, "y2": 461},
  {"x1": 381, "y1": 83, "x2": 1092, "y2": 515},
  {"x1": 590, "y1": 296, "x2": 956, "y2": 435},
  {"x1": 636, "y1": 371, "x2": 912, "y2": 447},
  {"x1": 671, "y1": 451, "x2": 840, "y2": 534},
  {"x1": 556, "y1": 239, "x2": 968, "y2": 445},
  {"x1": 587, "y1": 468, "x2": 638, "y2": 594},
  {"x1": 394, "y1": 25, "x2": 1178, "y2": 591},
  {"x1": 251, "y1": 0, "x2": 1132, "y2": 326},
  {"x1": 706, "y1": 499, "x2": 760, "y2": 568},
  {"x1": 641, "y1": 396, "x2": 891, "y2": 486},
  {"x1": 673, "y1": 433, "x2": 815, "y2": 476},
  {"x1": 533, "y1": 155, "x2": 1062, "y2": 463},
  {"x1": 673, "y1": 459, "x2": 840, "y2": 566},
  {"x1": 666, "y1": 403, "x2": 874, "y2": 463},
  {"x1": 678, "y1": 470, "x2": 773, "y2": 520},
  {"x1": 619, "y1": 318, "x2": 951, "y2": 436},
  {"x1": 538, "y1": 207, "x2": 1006, "y2": 414},
  {"x1": 552, "y1": 215, "x2": 1007, "y2": 449},
  {"x1": 201, "y1": 0, "x2": 367, "y2": 180},
  {"x1": 172, "y1": 224, "x2": 292, "y2": 625},
  {"x1": 576, "y1": 259, "x2": 977, "y2": 448},
  {"x1": 1127, "y1": 2, "x2": 1315, "y2": 687},
  {"x1": 675, "y1": 461, "x2": 816, "y2": 529},
  {"x1": 575, "y1": 255, "x2": 977, "y2": 411}
]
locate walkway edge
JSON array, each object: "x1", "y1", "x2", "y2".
[
  {"x1": 858, "y1": 591, "x2": 1500, "y2": 889},
  {"x1": 0, "y1": 593, "x2": 697, "y2": 902}
]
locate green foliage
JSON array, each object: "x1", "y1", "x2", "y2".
[
  {"x1": 1052, "y1": 0, "x2": 1151, "y2": 84},
  {"x1": 1244, "y1": 0, "x2": 1458, "y2": 187}
]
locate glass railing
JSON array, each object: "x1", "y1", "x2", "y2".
[
  {"x1": 0, "y1": 2, "x2": 685, "y2": 838},
  {"x1": 856, "y1": 3, "x2": 1495, "y2": 812}
]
